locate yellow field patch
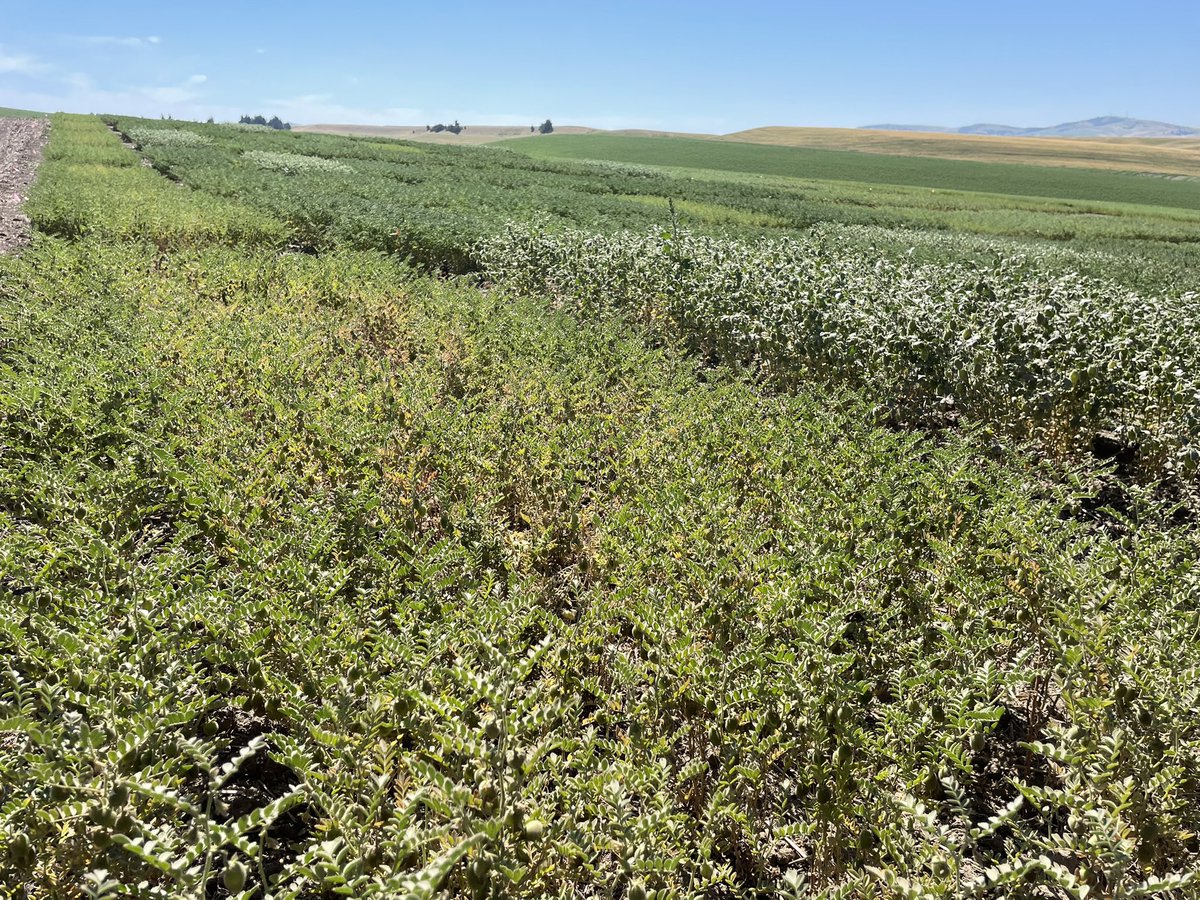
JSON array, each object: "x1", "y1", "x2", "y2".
[{"x1": 721, "y1": 127, "x2": 1200, "y2": 177}]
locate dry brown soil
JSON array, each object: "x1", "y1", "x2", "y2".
[{"x1": 0, "y1": 117, "x2": 49, "y2": 254}]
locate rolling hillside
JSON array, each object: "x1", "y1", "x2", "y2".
[
  {"x1": 721, "y1": 127, "x2": 1200, "y2": 177},
  {"x1": 0, "y1": 106, "x2": 47, "y2": 118}
]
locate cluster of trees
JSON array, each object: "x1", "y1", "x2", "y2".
[
  {"x1": 420, "y1": 120, "x2": 553, "y2": 136},
  {"x1": 239, "y1": 115, "x2": 292, "y2": 130}
]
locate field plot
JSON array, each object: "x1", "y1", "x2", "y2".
[
  {"x1": 720, "y1": 127, "x2": 1200, "y2": 178},
  {"x1": 497, "y1": 133, "x2": 1200, "y2": 290},
  {"x1": 109, "y1": 115, "x2": 1200, "y2": 289},
  {"x1": 1, "y1": 114, "x2": 1199, "y2": 898},
  {"x1": 503, "y1": 134, "x2": 1200, "y2": 211}
]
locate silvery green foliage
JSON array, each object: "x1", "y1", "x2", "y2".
[
  {"x1": 481, "y1": 223, "x2": 1200, "y2": 481},
  {"x1": 243, "y1": 150, "x2": 354, "y2": 176},
  {"x1": 124, "y1": 128, "x2": 213, "y2": 148}
]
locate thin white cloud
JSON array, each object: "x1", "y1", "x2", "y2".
[
  {"x1": 61, "y1": 72, "x2": 95, "y2": 90},
  {"x1": 71, "y1": 35, "x2": 163, "y2": 48},
  {"x1": 0, "y1": 48, "x2": 50, "y2": 75},
  {"x1": 140, "y1": 85, "x2": 202, "y2": 105},
  {"x1": 129, "y1": 74, "x2": 212, "y2": 106},
  {"x1": 0, "y1": 71, "x2": 229, "y2": 121}
]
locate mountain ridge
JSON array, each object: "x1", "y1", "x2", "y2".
[{"x1": 861, "y1": 116, "x2": 1200, "y2": 138}]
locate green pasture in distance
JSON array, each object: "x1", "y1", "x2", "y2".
[
  {"x1": 502, "y1": 133, "x2": 1200, "y2": 211},
  {"x1": 0, "y1": 106, "x2": 47, "y2": 117}
]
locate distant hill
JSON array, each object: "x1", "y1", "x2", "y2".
[
  {"x1": 861, "y1": 123, "x2": 957, "y2": 134},
  {"x1": 864, "y1": 116, "x2": 1200, "y2": 138}
]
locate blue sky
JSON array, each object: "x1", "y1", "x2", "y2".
[{"x1": 2, "y1": 1, "x2": 1198, "y2": 131}]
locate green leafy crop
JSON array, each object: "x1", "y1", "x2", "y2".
[{"x1": 1, "y1": 113, "x2": 1197, "y2": 899}]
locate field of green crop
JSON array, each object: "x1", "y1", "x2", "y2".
[
  {"x1": 106, "y1": 115, "x2": 1200, "y2": 293},
  {"x1": 504, "y1": 134, "x2": 1200, "y2": 211},
  {"x1": 88, "y1": 115, "x2": 1200, "y2": 483},
  {"x1": 2, "y1": 114, "x2": 1199, "y2": 899}
]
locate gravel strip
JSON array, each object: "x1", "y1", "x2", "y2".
[{"x1": 0, "y1": 117, "x2": 50, "y2": 254}]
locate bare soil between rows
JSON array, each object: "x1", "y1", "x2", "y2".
[{"x1": 0, "y1": 117, "x2": 49, "y2": 254}]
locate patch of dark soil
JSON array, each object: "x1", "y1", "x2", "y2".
[
  {"x1": 1062, "y1": 468, "x2": 1196, "y2": 535},
  {"x1": 874, "y1": 402, "x2": 961, "y2": 441},
  {"x1": 1091, "y1": 430, "x2": 1137, "y2": 480},
  {"x1": 204, "y1": 708, "x2": 300, "y2": 818},
  {"x1": 966, "y1": 702, "x2": 1063, "y2": 850},
  {"x1": 192, "y1": 707, "x2": 312, "y2": 898},
  {"x1": 0, "y1": 117, "x2": 49, "y2": 254},
  {"x1": 1074, "y1": 477, "x2": 1134, "y2": 533}
]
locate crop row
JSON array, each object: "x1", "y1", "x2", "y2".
[
  {"x1": 510, "y1": 134, "x2": 1200, "y2": 213},
  {"x1": 28, "y1": 116, "x2": 285, "y2": 248},
  {"x1": 481, "y1": 224, "x2": 1200, "y2": 485}
]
